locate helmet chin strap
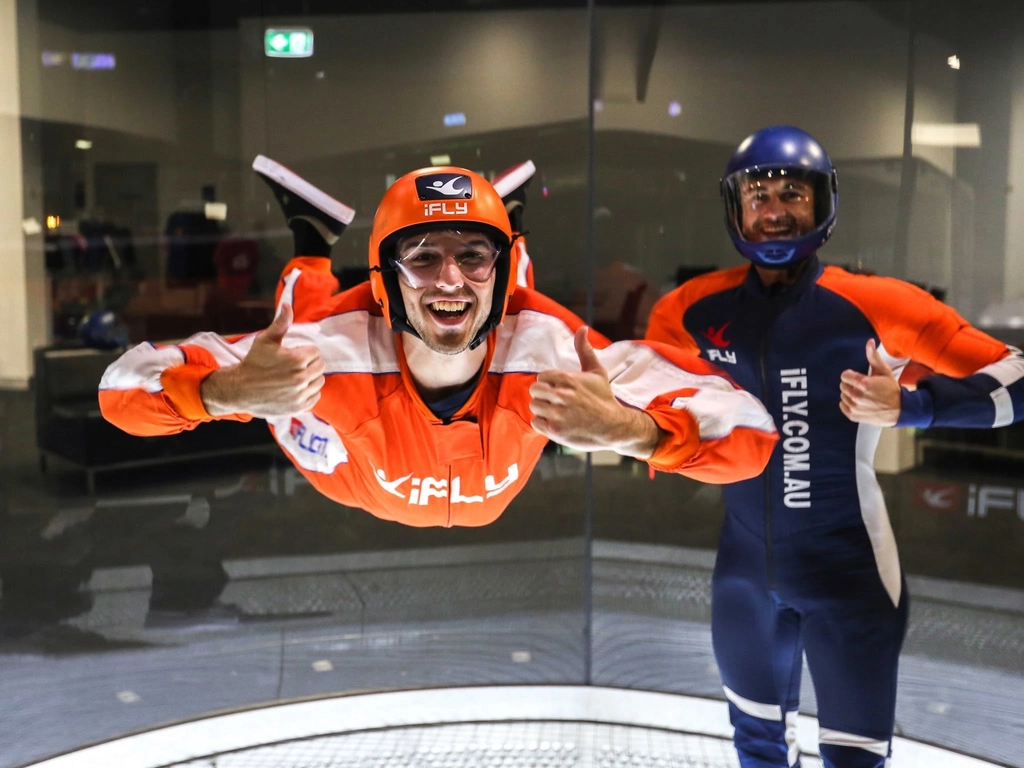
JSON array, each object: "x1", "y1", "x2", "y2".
[
  {"x1": 390, "y1": 314, "x2": 422, "y2": 341},
  {"x1": 468, "y1": 317, "x2": 497, "y2": 350}
]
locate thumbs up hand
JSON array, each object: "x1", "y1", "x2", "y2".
[
  {"x1": 530, "y1": 326, "x2": 664, "y2": 458},
  {"x1": 573, "y1": 325, "x2": 608, "y2": 378},
  {"x1": 201, "y1": 303, "x2": 326, "y2": 418},
  {"x1": 839, "y1": 338, "x2": 902, "y2": 426}
]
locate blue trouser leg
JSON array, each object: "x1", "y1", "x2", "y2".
[
  {"x1": 776, "y1": 527, "x2": 909, "y2": 768},
  {"x1": 800, "y1": 580, "x2": 908, "y2": 768},
  {"x1": 714, "y1": 516, "x2": 908, "y2": 768},
  {"x1": 712, "y1": 520, "x2": 803, "y2": 767}
]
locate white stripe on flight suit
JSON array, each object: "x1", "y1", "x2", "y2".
[
  {"x1": 277, "y1": 267, "x2": 301, "y2": 312},
  {"x1": 785, "y1": 710, "x2": 799, "y2": 767},
  {"x1": 855, "y1": 342, "x2": 906, "y2": 608},
  {"x1": 977, "y1": 347, "x2": 1022, "y2": 427},
  {"x1": 723, "y1": 687, "x2": 799, "y2": 766},
  {"x1": 516, "y1": 250, "x2": 531, "y2": 288},
  {"x1": 818, "y1": 727, "x2": 889, "y2": 757},
  {"x1": 184, "y1": 312, "x2": 400, "y2": 376},
  {"x1": 991, "y1": 386, "x2": 1013, "y2": 427},
  {"x1": 854, "y1": 422, "x2": 902, "y2": 607},
  {"x1": 723, "y1": 685, "x2": 782, "y2": 721},
  {"x1": 976, "y1": 346, "x2": 1024, "y2": 387},
  {"x1": 99, "y1": 343, "x2": 184, "y2": 393},
  {"x1": 493, "y1": 310, "x2": 776, "y2": 439}
]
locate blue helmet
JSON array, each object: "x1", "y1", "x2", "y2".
[
  {"x1": 720, "y1": 125, "x2": 838, "y2": 267},
  {"x1": 78, "y1": 310, "x2": 130, "y2": 350}
]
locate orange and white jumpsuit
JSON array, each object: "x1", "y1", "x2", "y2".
[{"x1": 99, "y1": 257, "x2": 777, "y2": 527}]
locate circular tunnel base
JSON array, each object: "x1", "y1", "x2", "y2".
[{"x1": 26, "y1": 686, "x2": 1003, "y2": 768}]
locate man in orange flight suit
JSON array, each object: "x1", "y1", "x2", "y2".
[{"x1": 99, "y1": 161, "x2": 778, "y2": 528}]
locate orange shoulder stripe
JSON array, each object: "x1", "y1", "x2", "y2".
[
  {"x1": 818, "y1": 266, "x2": 1007, "y2": 375},
  {"x1": 646, "y1": 266, "x2": 747, "y2": 354}
]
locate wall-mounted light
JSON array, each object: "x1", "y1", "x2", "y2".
[
  {"x1": 75, "y1": 139, "x2": 92, "y2": 150},
  {"x1": 72, "y1": 52, "x2": 115, "y2": 70},
  {"x1": 443, "y1": 112, "x2": 466, "y2": 127},
  {"x1": 911, "y1": 122, "x2": 980, "y2": 147},
  {"x1": 204, "y1": 203, "x2": 227, "y2": 221},
  {"x1": 948, "y1": 55, "x2": 960, "y2": 70},
  {"x1": 41, "y1": 51, "x2": 67, "y2": 67},
  {"x1": 430, "y1": 154, "x2": 452, "y2": 166},
  {"x1": 668, "y1": 101, "x2": 681, "y2": 117},
  {"x1": 46, "y1": 215, "x2": 60, "y2": 230}
]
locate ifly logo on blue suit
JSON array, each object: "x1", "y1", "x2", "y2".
[{"x1": 780, "y1": 368, "x2": 811, "y2": 509}]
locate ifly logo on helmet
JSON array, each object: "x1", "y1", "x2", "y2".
[{"x1": 417, "y1": 173, "x2": 472, "y2": 216}]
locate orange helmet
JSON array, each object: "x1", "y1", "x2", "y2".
[{"x1": 368, "y1": 167, "x2": 517, "y2": 349}]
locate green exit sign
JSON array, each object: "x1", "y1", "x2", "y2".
[{"x1": 264, "y1": 28, "x2": 314, "y2": 58}]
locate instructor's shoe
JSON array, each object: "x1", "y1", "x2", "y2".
[
  {"x1": 144, "y1": 600, "x2": 244, "y2": 632},
  {"x1": 493, "y1": 159, "x2": 536, "y2": 234},
  {"x1": 253, "y1": 154, "x2": 355, "y2": 248}
]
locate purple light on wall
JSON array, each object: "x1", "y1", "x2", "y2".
[
  {"x1": 668, "y1": 100, "x2": 682, "y2": 117},
  {"x1": 42, "y1": 51, "x2": 68, "y2": 67},
  {"x1": 72, "y1": 53, "x2": 116, "y2": 71}
]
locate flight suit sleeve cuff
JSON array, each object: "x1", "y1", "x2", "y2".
[
  {"x1": 643, "y1": 408, "x2": 701, "y2": 471},
  {"x1": 896, "y1": 386, "x2": 934, "y2": 428},
  {"x1": 160, "y1": 364, "x2": 216, "y2": 422}
]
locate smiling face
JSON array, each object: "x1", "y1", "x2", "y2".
[
  {"x1": 395, "y1": 229, "x2": 497, "y2": 355},
  {"x1": 738, "y1": 176, "x2": 816, "y2": 242}
]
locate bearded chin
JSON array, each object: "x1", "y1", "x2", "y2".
[
  {"x1": 423, "y1": 335, "x2": 469, "y2": 355},
  {"x1": 409, "y1": 314, "x2": 487, "y2": 356}
]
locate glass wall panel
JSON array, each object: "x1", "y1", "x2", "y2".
[
  {"x1": 592, "y1": 2, "x2": 1024, "y2": 766},
  {"x1": 1, "y1": 3, "x2": 591, "y2": 765}
]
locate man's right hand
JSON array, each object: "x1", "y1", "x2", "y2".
[{"x1": 200, "y1": 303, "x2": 326, "y2": 418}]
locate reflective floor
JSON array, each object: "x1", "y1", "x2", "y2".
[
  {"x1": 18, "y1": 687, "x2": 1010, "y2": 768},
  {"x1": 2, "y1": 389, "x2": 1023, "y2": 768}
]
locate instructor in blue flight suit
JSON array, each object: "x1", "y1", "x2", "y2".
[{"x1": 647, "y1": 125, "x2": 1024, "y2": 768}]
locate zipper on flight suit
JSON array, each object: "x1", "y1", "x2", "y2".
[
  {"x1": 759, "y1": 323, "x2": 775, "y2": 589},
  {"x1": 446, "y1": 465, "x2": 454, "y2": 528}
]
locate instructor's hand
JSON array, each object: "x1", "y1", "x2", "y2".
[
  {"x1": 840, "y1": 339, "x2": 901, "y2": 426},
  {"x1": 530, "y1": 326, "x2": 665, "y2": 458},
  {"x1": 201, "y1": 304, "x2": 326, "y2": 418}
]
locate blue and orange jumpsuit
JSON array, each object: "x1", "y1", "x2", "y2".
[{"x1": 647, "y1": 256, "x2": 1024, "y2": 768}]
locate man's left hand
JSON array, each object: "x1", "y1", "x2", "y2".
[
  {"x1": 840, "y1": 339, "x2": 902, "y2": 426},
  {"x1": 530, "y1": 326, "x2": 663, "y2": 458}
]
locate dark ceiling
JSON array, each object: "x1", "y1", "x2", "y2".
[
  {"x1": 34, "y1": 0, "x2": 587, "y2": 33},
  {"x1": 30, "y1": 0, "x2": 999, "y2": 48}
]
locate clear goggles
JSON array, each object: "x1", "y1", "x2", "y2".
[{"x1": 390, "y1": 231, "x2": 501, "y2": 289}]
